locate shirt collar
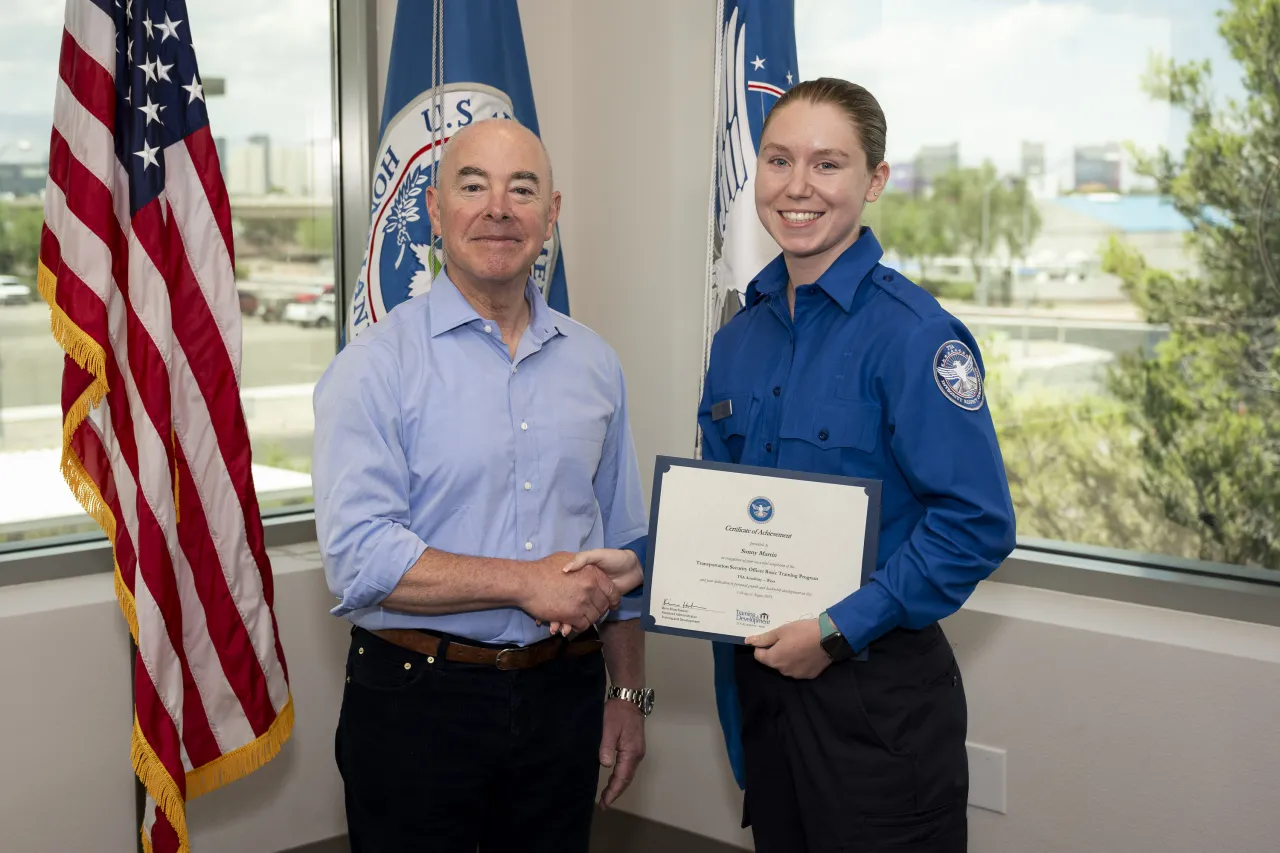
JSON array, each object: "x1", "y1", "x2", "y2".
[
  {"x1": 429, "y1": 269, "x2": 566, "y2": 342},
  {"x1": 749, "y1": 226, "x2": 884, "y2": 313}
]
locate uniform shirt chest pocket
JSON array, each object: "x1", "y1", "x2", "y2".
[
  {"x1": 777, "y1": 400, "x2": 882, "y2": 473},
  {"x1": 555, "y1": 414, "x2": 607, "y2": 514}
]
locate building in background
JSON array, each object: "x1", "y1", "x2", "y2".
[
  {"x1": 224, "y1": 135, "x2": 332, "y2": 199},
  {"x1": 248, "y1": 133, "x2": 272, "y2": 191},
  {"x1": 0, "y1": 137, "x2": 45, "y2": 198},
  {"x1": 214, "y1": 136, "x2": 228, "y2": 175},
  {"x1": 1073, "y1": 143, "x2": 1123, "y2": 192},
  {"x1": 912, "y1": 142, "x2": 959, "y2": 193},
  {"x1": 1021, "y1": 140, "x2": 1045, "y2": 180}
]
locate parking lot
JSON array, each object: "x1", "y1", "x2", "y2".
[{"x1": 0, "y1": 300, "x2": 338, "y2": 411}]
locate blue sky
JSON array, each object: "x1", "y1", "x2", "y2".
[{"x1": 795, "y1": 0, "x2": 1247, "y2": 180}]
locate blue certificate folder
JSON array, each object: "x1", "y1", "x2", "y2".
[{"x1": 639, "y1": 455, "x2": 882, "y2": 647}]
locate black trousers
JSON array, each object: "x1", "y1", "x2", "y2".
[
  {"x1": 736, "y1": 622, "x2": 968, "y2": 853},
  {"x1": 335, "y1": 627, "x2": 607, "y2": 852}
]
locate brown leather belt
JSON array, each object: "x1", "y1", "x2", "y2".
[{"x1": 370, "y1": 627, "x2": 603, "y2": 671}]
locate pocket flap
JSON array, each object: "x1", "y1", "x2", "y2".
[{"x1": 778, "y1": 401, "x2": 880, "y2": 452}]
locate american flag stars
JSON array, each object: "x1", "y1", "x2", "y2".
[{"x1": 111, "y1": 1, "x2": 208, "y2": 202}]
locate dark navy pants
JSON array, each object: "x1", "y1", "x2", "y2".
[
  {"x1": 736, "y1": 622, "x2": 969, "y2": 852},
  {"x1": 336, "y1": 627, "x2": 606, "y2": 852}
]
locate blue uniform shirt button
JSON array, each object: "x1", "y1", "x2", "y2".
[
  {"x1": 773, "y1": 386, "x2": 781, "y2": 396},
  {"x1": 765, "y1": 443, "x2": 773, "y2": 453},
  {"x1": 818, "y1": 429, "x2": 829, "y2": 441}
]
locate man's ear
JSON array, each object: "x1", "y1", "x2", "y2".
[
  {"x1": 426, "y1": 185, "x2": 443, "y2": 234},
  {"x1": 545, "y1": 190, "x2": 562, "y2": 241}
]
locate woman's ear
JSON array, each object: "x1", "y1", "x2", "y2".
[{"x1": 866, "y1": 161, "x2": 891, "y2": 203}]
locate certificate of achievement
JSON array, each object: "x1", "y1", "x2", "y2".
[{"x1": 639, "y1": 456, "x2": 881, "y2": 644}]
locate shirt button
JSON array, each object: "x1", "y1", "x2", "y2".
[
  {"x1": 773, "y1": 387, "x2": 781, "y2": 396},
  {"x1": 484, "y1": 324, "x2": 492, "y2": 333},
  {"x1": 525, "y1": 541, "x2": 533, "y2": 551},
  {"x1": 521, "y1": 422, "x2": 528, "y2": 431},
  {"x1": 765, "y1": 443, "x2": 773, "y2": 453},
  {"x1": 818, "y1": 429, "x2": 829, "y2": 441},
  {"x1": 524, "y1": 481, "x2": 532, "y2": 490},
  {"x1": 512, "y1": 366, "x2": 518, "y2": 374}
]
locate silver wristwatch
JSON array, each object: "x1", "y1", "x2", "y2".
[{"x1": 607, "y1": 685, "x2": 655, "y2": 717}]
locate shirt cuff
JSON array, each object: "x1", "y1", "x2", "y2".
[
  {"x1": 604, "y1": 534, "x2": 647, "y2": 621},
  {"x1": 327, "y1": 531, "x2": 428, "y2": 616},
  {"x1": 826, "y1": 580, "x2": 906, "y2": 654},
  {"x1": 621, "y1": 534, "x2": 647, "y2": 600},
  {"x1": 605, "y1": 596, "x2": 643, "y2": 622}
]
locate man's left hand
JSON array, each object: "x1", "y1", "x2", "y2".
[
  {"x1": 745, "y1": 618, "x2": 830, "y2": 680},
  {"x1": 598, "y1": 697, "x2": 646, "y2": 809}
]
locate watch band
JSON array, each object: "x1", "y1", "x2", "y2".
[
  {"x1": 818, "y1": 611, "x2": 837, "y2": 637},
  {"x1": 608, "y1": 685, "x2": 655, "y2": 717},
  {"x1": 819, "y1": 610, "x2": 854, "y2": 662}
]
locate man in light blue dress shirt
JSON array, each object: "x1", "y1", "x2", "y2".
[{"x1": 313, "y1": 119, "x2": 651, "y2": 853}]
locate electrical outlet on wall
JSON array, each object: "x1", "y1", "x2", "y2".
[{"x1": 966, "y1": 742, "x2": 1007, "y2": 814}]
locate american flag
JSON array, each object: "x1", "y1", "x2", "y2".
[{"x1": 39, "y1": 2, "x2": 293, "y2": 851}]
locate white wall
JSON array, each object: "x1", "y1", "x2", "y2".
[
  {"x1": 4, "y1": 4, "x2": 1280, "y2": 853},
  {"x1": 519, "y1": 0, "x2": 756, "y2": 844},
  {"x1": 0, "y1": 548, "x2": 350, "y2": 853},
  {"x1": 955, "y1": 585, "x2": 1280, "y2": 853}
]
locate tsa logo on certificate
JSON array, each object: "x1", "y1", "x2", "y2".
[{"x1": 749, "y1": 497, "x2": 775, "y2": 524}]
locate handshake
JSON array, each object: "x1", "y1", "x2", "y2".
[{"x1": 523, "y1": 548, "x2": 644, "y2": 636}]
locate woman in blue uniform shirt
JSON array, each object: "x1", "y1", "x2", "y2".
[{"x1": 700, "y1": 78, "x2": 1017, "y2": 851}]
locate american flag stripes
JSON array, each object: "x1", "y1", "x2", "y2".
[{"x1": 39, "y1": 1, "x2": 293, "y2": 850}]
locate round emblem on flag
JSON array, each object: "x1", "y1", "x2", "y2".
[
  {"x1": 348, "y1": 82, "x2": 560, "y2": 339},
  {"x1": 934, "y1": 340, "x2": 984, "y2": 411},
  {"x1": 749, "y1": 497, "x2": 775, "y2": 524}
]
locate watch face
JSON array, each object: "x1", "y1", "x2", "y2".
[
  {"x1": 822, "y1": 633, "x2": 852, "y2": 662},
  {"x1": 639, "y1": 689, "x2": 654, "y2": 716}
]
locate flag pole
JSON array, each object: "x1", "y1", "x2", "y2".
[{"x1": 131, "y1": 636, "x2": 145, "y2": 853}]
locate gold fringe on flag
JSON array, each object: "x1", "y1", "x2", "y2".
[
  {"x1": 186, "y1": 698, "x2": 296, "y2": 799},
  {"x1": 37, "y1": 260, "x2": 138, "y2": 641},
  {"x1": 131, "y1": 713, "x2": 189, "y2": 849},
  {"x1": 41, "y1": 260, "x2": 295, "y2": 853}
]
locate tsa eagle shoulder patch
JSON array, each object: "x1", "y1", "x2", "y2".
[{"x1": 933, "y1": 340, "x2": 984, "y2": 411}]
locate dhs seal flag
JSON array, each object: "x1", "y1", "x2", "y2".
[{"x1": 347, "y1": 0, "x2": 569, "y2": 342}]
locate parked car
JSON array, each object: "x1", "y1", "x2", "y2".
[
  {"x1": 0, "y1": 275, "x2": 31, "y2": 306},
  {"x1": 261, "y1": 283, "x2": 333, "y2": 322},
  {"x1": 283, "y1": 292, "x2": 335, "y2": 328},
  {"x1": 237, "y1": 289, "x2": 260, "y2": 316}
]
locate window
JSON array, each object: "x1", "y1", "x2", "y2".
[
  {"x1": 0, "y1": 0, "x2": 336, "y2": 546},
  {"x1": 797, "y1": 0, "x2": 1278, "y2": 572}
]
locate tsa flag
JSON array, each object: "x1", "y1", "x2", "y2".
[
  {"x1": 707, "y1": 0, "x2": 798, "y2": 330},
  {"x1": 347, "y1": 0, "x2": 568, "y2": 341}
]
